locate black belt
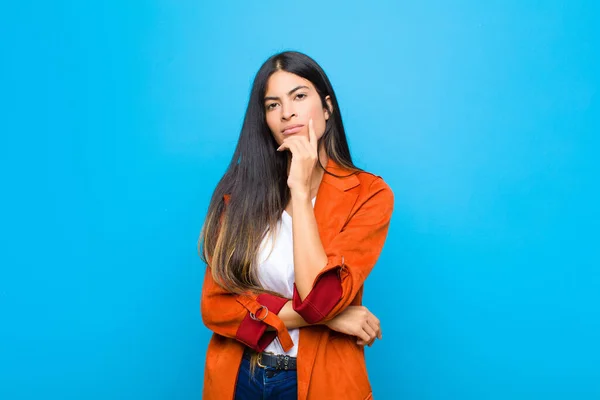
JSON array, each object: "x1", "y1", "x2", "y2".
[{"x1": 243, "y1": 348, "x2": 297, "y2": 370}]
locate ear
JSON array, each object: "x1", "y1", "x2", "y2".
[{"x1": 324, "y1": 95, "x2": 333, "y2": 120}]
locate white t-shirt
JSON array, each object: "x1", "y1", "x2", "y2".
[{"x1": 256, "y1": 196, "x2": 317, "y2": 357}]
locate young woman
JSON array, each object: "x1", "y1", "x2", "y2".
[{"x1": 198, "y1": 51, "x2": 394, "y2": 400}]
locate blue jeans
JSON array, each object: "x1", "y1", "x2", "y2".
[{"x1": 234, "y1": 355, "x2": 298, "y2": 399}]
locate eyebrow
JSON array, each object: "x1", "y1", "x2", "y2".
[{"x1": 264, "y1": 85, "x2": 310, "y2": 102}]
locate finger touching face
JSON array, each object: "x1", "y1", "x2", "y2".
[{"x1": 264, "y1": 70, "x2": 332, "y2": 146}]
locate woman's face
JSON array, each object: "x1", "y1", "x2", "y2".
[{"x1": 264, "y1": 70, "x2": 332, "y2": 146}]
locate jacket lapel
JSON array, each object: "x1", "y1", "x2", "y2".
[{"x1": 313, "y1": 157, "x2": 361, "y2": 248}]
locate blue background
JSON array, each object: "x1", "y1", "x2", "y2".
[{"x1": 1, "y1": 1, "x2": 598, "y2": 399}]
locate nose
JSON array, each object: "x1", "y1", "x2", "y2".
[{"x1": 281, "y1": 102, "x2": 297, "y2": 121}]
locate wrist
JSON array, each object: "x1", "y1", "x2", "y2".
[
  {"x1": 290, "y1": 188, "x2": 311, "y2": 201},
  {"x1": 318, "y1": 318, "x2": 330, "y2": 327}
]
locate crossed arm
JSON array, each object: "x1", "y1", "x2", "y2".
[{"x1": 200, "y1": 178, "x2": 393, "y2": 351}]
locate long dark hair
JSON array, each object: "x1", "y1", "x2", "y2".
[{"x1": 198, "y1": 50, "x2": 362, "y2": 294}]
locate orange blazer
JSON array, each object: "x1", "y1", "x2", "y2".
[{"x1": 200, "y1": 158, "x2": 394, "y2": 400}]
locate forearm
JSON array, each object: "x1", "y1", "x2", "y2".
[
  {"x1": 290, "y1": 190, "x2": 328, "y2": 300},
  {"x1": 266, "y1": 300, "x2": 322, "y2": 331}
]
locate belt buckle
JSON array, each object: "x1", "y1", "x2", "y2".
[{"x1": 257, "y1": 353, "x2": 267, "y2": 369}]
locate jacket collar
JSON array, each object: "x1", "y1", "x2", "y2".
[{"x1": 319, "y1": 157, "x2": 360, "y2": 192}]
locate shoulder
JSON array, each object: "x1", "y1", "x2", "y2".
[
  {"x1": 355, "y1": 169, "x2": 394, "y2": 201},
  {"x1": 344, "y1": 169, "x2": 394, "y2": 221}
]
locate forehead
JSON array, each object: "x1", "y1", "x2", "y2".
[{"x1": 265, "y1": 71, "x2": 314, "y2": 95}]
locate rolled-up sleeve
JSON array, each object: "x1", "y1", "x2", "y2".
[
  {"x1": 234, "y1": 293, "x2": 289, "y2": 352},
  {"x1": 201, "y1": 268, "x2": 294, "y2": 352},
  {"x1": 292, "y1": 177, "x2": 394, "y2": 324}
]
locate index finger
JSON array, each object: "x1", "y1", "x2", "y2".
[{"x1": 308, "y1": 118, "x2": 317, "y2": 150}]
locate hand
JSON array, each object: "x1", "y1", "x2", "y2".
[
  {"x1": 276, "y1": 118, "x2": 318, "y2": 194},
  {"x1": 324, "y1": 306, "x2": 382, "y2": 347}
]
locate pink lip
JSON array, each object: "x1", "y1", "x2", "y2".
[{"x1": 282, "y1": 124, "x2": 304, "y2": 135}]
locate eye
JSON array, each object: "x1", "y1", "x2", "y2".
[
  {"x1": 266, "y1": 102, "x2": 279, "y2": 111},
  {"x1": 295, "y1": 93, "x2": 307, "y2": 100}
]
